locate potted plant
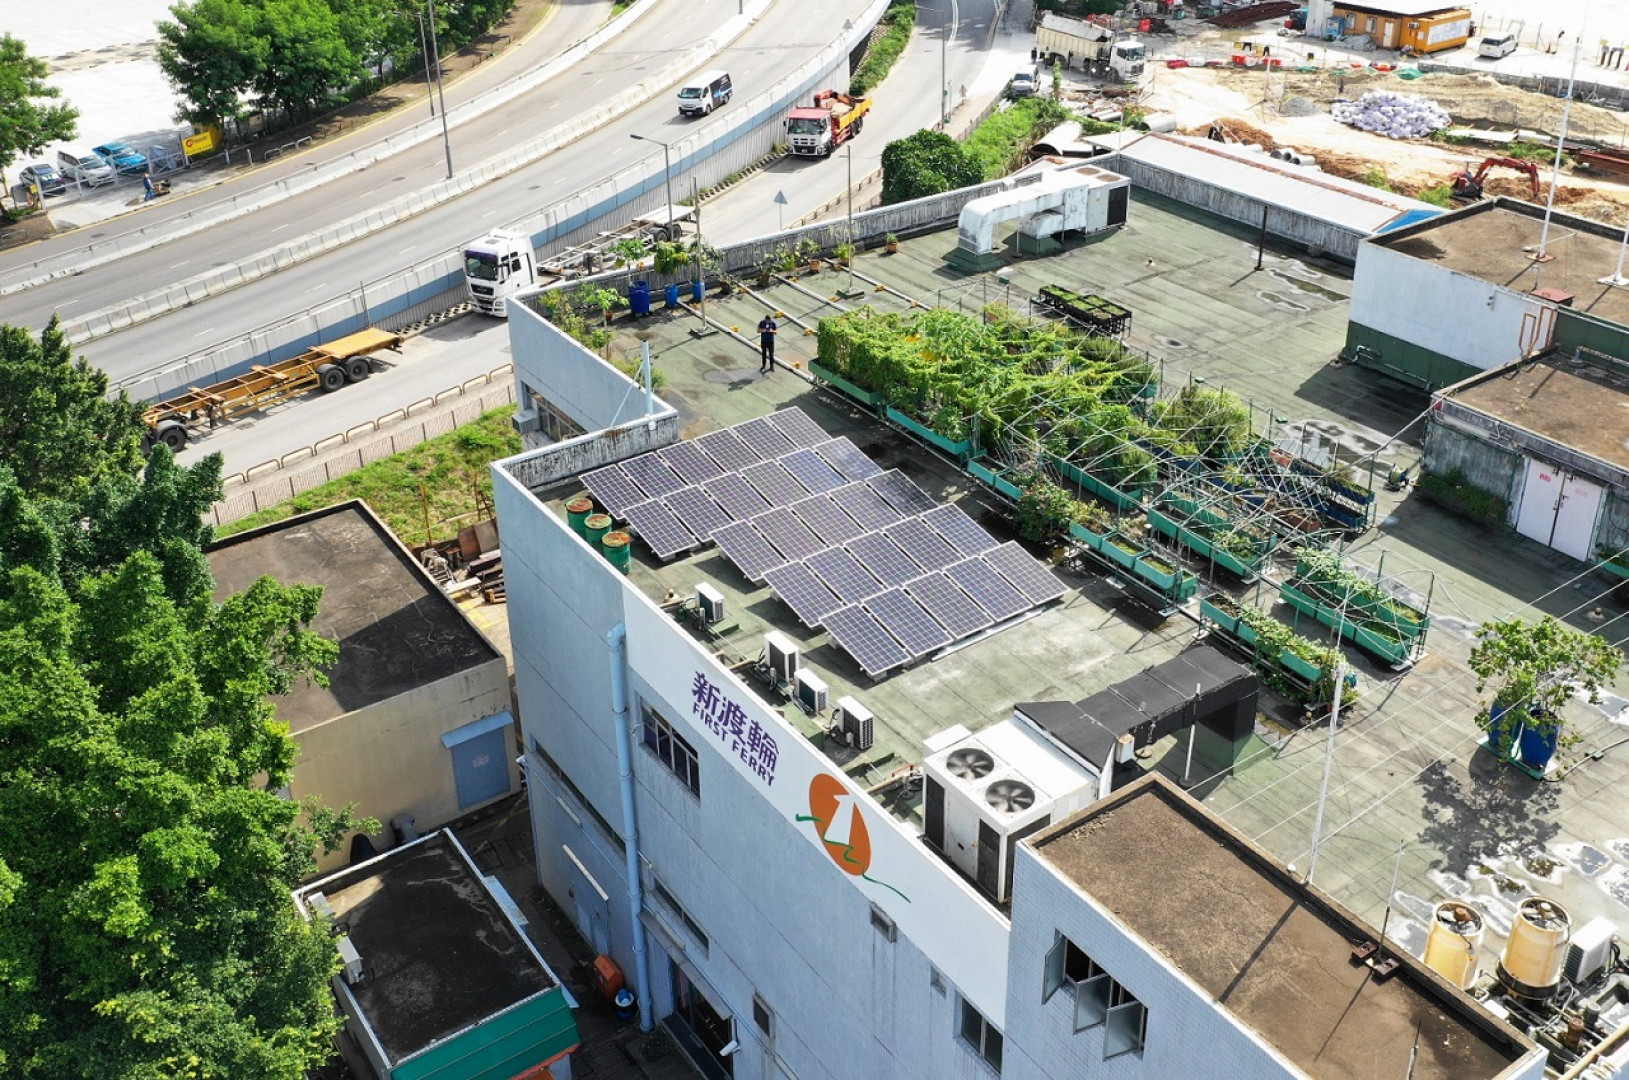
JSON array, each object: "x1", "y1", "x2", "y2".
[
  {"x1": 776, "y1": 244, "x2": 798, "y2": 273},
  {"x1": 885, "y1": 232, "x2": 900, "y2": 254},
  {"x1": 653, "y1": 240, "x2": 688, "y2": 276},
  {"x1": 833, "y1": 240, "x2": 855, "y2": 266},
  {"x1": 796, "y1": 236, "x2": 821, "y2": 270},
  {"x1": 755, "y1": 256, "x2": 777, "y2": 287},
  {"x1": 1469, "y1": 616, "x2": 1623, "y2": 771},
  {"x1": 609, "y1": 237, "x2": 648, "y2": 270},
  {"x1": 1018, "y1": 477, "x2": 1073, "y2": 543}
]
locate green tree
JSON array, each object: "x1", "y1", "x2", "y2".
[
  {"x1": 0, "y1": 34, "x2": 78, "y2": 175},
  {"x1": 881, "y1": 128, "x2": 983, "y2": 205},
  {"x1": 253, "y1": 0, "x2": 361, "y2": 121},
  {"x1": 157, "y1": 0, "x2": 268, "y2": 129},
  {"x1": 1469, "y1": 615, "x2": 1623, "y2": 749}
]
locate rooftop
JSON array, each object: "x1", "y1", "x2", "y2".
[
  {"x1": 1033, "y1": 776, "x2": 1537, "y2": 1080},
  {"x1": 297, "y1": 831, "x2": 554, "y2": 1064},
  {"x1": 1331, "y1": 0, "x2": 1469, "y2": 15},
  {"x1": 207, "y1": 501, "x2": 500, "y2": 733},
  {"x1": 1446, "y1": 349, "x2": 1629, "y2": 473},
  {"x1": 1373, "y1": 200, "x2": 1629, "y2": 328}
]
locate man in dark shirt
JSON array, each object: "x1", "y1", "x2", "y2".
[{"x1": 758, "y1": 314, "x2": 778, "y2": 373}]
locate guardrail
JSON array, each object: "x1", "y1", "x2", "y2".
[
  {"x1": 0, "y1": 0, "x2": 667, "y2": 300},
  {"x1": 117, "y1": 0, "x2": 891, "y2": 405}
]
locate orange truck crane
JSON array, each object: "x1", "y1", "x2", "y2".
[
  {"x1": 1450, "y1": 156, "x2": 1541, "y2": 202},
  {"x1": 785, "y1": 90, "x2": 872, "y2": 157},
  {"x1": 142, "y1": 327, "x2": 404, "y2": 452}
]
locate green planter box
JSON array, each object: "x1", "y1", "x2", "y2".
[
  {"x1": 1069, "y1": 521, "x2": 1109, "y2": 553},
  {"x1": 1279, "y1": 649, "x2": 1325, "y2": 684},
  {"x1": 1151, "y1": 509, "x2": 1262, "y2": 578},
  {"x1": 1291, "y1": 563, "x2": 1429, "y2": 638},
  {"x1": 1352, "y1": 623, "x2": 1412, "y2": 666},
  {"x1": 885, "y1": 405, "x2": 973, "y2": 460},
  {"x1": 1133, "y1": 555, "x2": 1183, "y2": 592},
  {"x1": 1101, "y1": 532, "x2": 1146, "y2": 571},
  {"x1": 1280, "y1": 583, "x2": 1414, "y2": 666},
  {"x1": 1164, "y1": 494, "x2": 1231, "y2": 531},
  {"x1": 1200, "y1": 595, "x2": 1242, "y2": 635},
  {"x1": 1047, "y1": 455, "x2": 1142, "y2": 511},
  {"x1": 1167, "y1": 570, "x2": 1200, "y2": 602},
  {"x1": 1603, "y1": 556, "x2": 1629, "y2": 581},
  {"x1": 969, "y1": 458, "x2": 1022, "y2": 502},
  {"x1": 809, "y1": 361, "x2": 882, "y2": 408}
]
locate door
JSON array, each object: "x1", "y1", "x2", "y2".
[
  {"x1": 450, "y1": 726, "x2": 511, "y2": 809},
  {"x1": 1515, "y1": 458, "x2": 1603, "y2": 561},
  {"x1": 1515, "y1": 459, "x2": 1563, "y2": 546}
]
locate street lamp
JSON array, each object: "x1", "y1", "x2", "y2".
[
  {"x1": 413, "y1": 8, "x2": 435, "y2": 118},
  {"x1": 628, "y1": 133, "x2": 676, "y2": 234},
  {"x1": 425, "y1": 0, "x2": 453, "y2": 178},
  {"x1": 941, "y1": 0, "x2": 959, "y2": 126}
]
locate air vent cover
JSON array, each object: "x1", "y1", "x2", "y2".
[
  {"x1": 985, "y1": 779, "x2": 1036, "y2": 814},
  {"x1": 946, "y1": 748, "x2": 995, "y2": 780}
]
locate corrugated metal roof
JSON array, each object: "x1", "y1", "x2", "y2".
[
  {"x1": 1333, "y1": 0, "x2": 1468, "y2": 16},
  {"x1": 1116, "y1": 134, "x2": 1441, "y2": 234}
]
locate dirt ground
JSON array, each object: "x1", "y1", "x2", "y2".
[{"x1": 1131, "y1": 63, "x2": 1629, "y2": 220}]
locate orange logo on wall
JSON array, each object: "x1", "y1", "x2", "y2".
[{"x1": 805, "y1": 773, "x2": 871, "y2": 876}]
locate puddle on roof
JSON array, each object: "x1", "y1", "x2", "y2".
[
  {"x1": 1269, "y1": 268, "x2": 1346, "y2": 302},
  {"x1": 1256, "y1": 291, "x2": 1310, "y2": 312}
]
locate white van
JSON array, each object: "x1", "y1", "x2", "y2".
[
  {"x1": 56, "y1": 145, "x2": 117, "y2": 187},
  {"x1": 677, "y1": 70, "x2": 732, "y2": 117},
  {"x1": 1479, "y1": 33, "x2": 1517, "y2": 58}
]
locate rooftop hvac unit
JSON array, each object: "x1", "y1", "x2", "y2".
[
  {"x1": 1565, "y1": 917, "x2": 1617, "y2": 985},
  {"x1": 337, "y1": 935, "x2": 366, "y2": 986},
  {"x1": 696, "y1": 583, "x2": 726, "y2": 625},
  {"x1": 835, "y1": 696, "x2": 875, "y2": 751},
  {"x1": 920, "y1": 719, "x2": 1095, "y2": 904},
  {"x1": 764, "y1": 631, "x2": 800, "y2": 684},
  {"x1": 795, "y1": 669, "x2": 828, "y2": 716},
  {"x1": 307, "y1": 890, "x2": 335, "y2": 922}
]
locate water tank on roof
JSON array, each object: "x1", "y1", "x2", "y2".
[
  {"x1": 1498, "y1": 896, "x2": 1571, "y2": 999},
  {"x1": 1423, "y1": 901, "x2": 1484, "y2": 990}
]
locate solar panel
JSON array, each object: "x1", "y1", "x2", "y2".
[
  {"x1": 780, "y1": 448, "x2": 847, "y2": 494},
  {"x1": 846, "y1": 531, "x2": 924, "y2": 589},
  {"x1": 865, "y1": 588, "x2": 951, "y2": 658},
  {"x1": 807, "y1": 546, "x2": 885, "y2": 605},
  {"x1": 884, "y1": 517, "x2": 961, "y2": 575},
  {"x1": 696, "y1": 428, "x2": 761, "y2": 472},
  {"x1": 701, "y1": 472, "x2": 770, "y2": 523},
  {"x1": 946, "y1": 557, "x2": 1031, "y2": 623},
  {"x1": 580, "y1": 464, "x2": 648, "y2": 519},
  {"x1": 791, "y1": 494, "x2": 863, "y2": 546},
  {"x1": 984, "y1": 542, "x2": 1068, "y2": 606},
  {"x1": 906, "y1": 572, "x2": 994, "y2": 640},
  {"x1": 922, "y1": 503, "x2": 1000, "y2": 557},
  {"x1": 659, "y1": 441, "x2": 724, "y2": 486},
  {"x1": 740, "y1": 460, "x2": 810, "y2": 507},
  {"x1": 823, "y1": 605, "x2": 912, "y2": 678},
  {"x1": 766, "y1": 407, "x2": 828, "y2": 448},
  {"x1": 735, "y1": 416, "x2": 795, "y2": 460},
  {"x1": 623, "y1": 500, "x2": 700, "y2": 560},
  {"x1": 814, "y1": 437, "x2": 883, "y2": 481},
  {"x1": 713, "y1": 522, "x2": 786, "y2": 583},
  {"x1": 622, "y1": 453, "x2": 685, "y2": 500},
  {"x1": 867, "y1": 470, "x2": 938, "y2": 516},
  {"x1": 831, "y1": 480, "x2": 902, "y2": 533},
  {"x1": 764, "y1": 562, "x2": 843, "y2": 628},
  {"x1": 752, "y1": 507, "x2": 824, "y2": 563},
  {"x1": 664, "y1": 486, "x2": 732, "y2": 541}
]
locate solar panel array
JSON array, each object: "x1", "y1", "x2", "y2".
[{"x1": 577, "y1": 408, "x2": 1067, "y2": 678}]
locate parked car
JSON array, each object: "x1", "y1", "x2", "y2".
[
  {"x1": 1478, "y1": 33, "x2": 1518, "y2": 59},
  {"x1": 92, "y1": 141, "x2": 148, "y2": 174},
  {"x1": 56, "y1": 145, "x2": 117, "y2": 187},
  {"x1": 19, "y1": 162, "x2": 67, "y2": 196},
  {"x1": 1010, "y1": 71, "x2": 1038, "y2": 98}
]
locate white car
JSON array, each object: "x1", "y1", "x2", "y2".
[
  {"x1": 1479, "y1": 33, "x2": 1517, "y2": 59},
  {"x1": 1010, "y1": 71, "x2": 1038, "y2": 98}
]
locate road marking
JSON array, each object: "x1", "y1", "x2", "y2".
[
  {"x1": 272, "y1": 223, "x2": 291, "y2": 232},
  {"x1": 305, "y1": 282, "x2": 327, "y2": 293},
  {"x1": 194, "y1": 326, "x2": 215, "y2": 337},
  {"x1": 168, "y1": 261, "x2": 190, "y2": 270}
]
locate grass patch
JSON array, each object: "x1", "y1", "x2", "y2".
[
  {"x1": 218, "y1": 405, "x2": 521, "y2": 545},
  {"x1": 851, "y1": 0, "x2": 916, "y2": 96},
  {"x1": 1416, "y1": 182, "x2": 1454, "y2": 207},
  {"x1": 1416, "y1": 468, "x2": 1508, "y2": 525},
  {"x1": 965, "y1": 97, "x2": 1073, "y2": 179},
  {"x1": 1504, "y1": 139, "x2": 1570, "y2": 167},
  {"x1": 1362, "y1": 165, "x2": 1393, "y2": 191}
]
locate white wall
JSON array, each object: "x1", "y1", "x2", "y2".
[{"x1": 1350, "y1": 241, "x2": 1546, "y2": 370}]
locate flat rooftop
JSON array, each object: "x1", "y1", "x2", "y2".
[
  {"x1": 207, "y1": 501, "x2": 499, "y2": 733},
  {"x1": 1034, "y1": 776, "x2": 1535, "y2": 1080},
  {"x1": 1447, "y1": 349, "x2": 1629, "y2": 473},
  {"x1": 298, "y1": 832, "x2": 553, "y2": 1064},
  {"x1": 1374, "y1": 200, "x2": 1629, "y2": 328}
]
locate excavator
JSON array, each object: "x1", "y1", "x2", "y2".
[{"x1": 1450, "y1": 156, "x2": 1541, "y2": 203}]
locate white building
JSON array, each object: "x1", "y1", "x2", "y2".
[{"x1": 491, "y1": 298, "x2": 1545, "y2": 1080}]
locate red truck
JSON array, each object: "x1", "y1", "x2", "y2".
[{"x1": 785, "y1": 90, "x2": 873, "y2": 157}]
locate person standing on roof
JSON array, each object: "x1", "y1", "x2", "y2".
[{"x1": 758, "y1": 313, "x2": 778, "y2": 373}]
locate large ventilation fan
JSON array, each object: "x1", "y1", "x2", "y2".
[
  {"x1": 985, "y1": 779, "x2": 1036, "y2": 814},
  {"x1": 945, "y1": 747, "x2": 996, "y2": 780}
]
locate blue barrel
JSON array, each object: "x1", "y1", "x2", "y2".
[
  {"x1": 628, "y1": 280, "x2": 651, "y2": 316},
  {"x1": 665, "y1": 284, "x2": 681, "y2": 307},
  {"x1": 691, "y1": 279, "x2": 704, "y2": 302},
  {"x1": 614, "y1": 988, "x2": 636, "y2": 1020}
]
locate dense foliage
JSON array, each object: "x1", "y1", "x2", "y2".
[
  {"x1": 1469, "y1": 616, "x2": 1622, "y2": 741},
  {"x1": 850, "y1": 0, "x2": 915, "y2": 96},
  {"x1": 0, "y1": 34, "x2": 78, "y2": 174},
  {"x1": 0, "y1": 321, "x2": 364, "y2": 1078},
  {"x1": 158, "y1": 0, "x2": 516, "y2": 128},
  {"x1": 964, "y1": 96, "x2": 1072, "y2": 180},
  {"x1": 880, "y1": 129, "x2": 983, "y2": 205}
]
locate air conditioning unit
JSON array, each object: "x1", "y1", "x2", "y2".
[
  {"x1": 795, "y1": 669, "x2": 828, "y2": 716},
  {"x1": 337, "y1": 935, "x2": 366, "y2": 986},
  {"x1": 764, "y1": 631, "x2": 800, "y2": 685},
  {"x1": 921, "y1": 719, "x2": 1095, "y2": 904},
  {"x1": 511, "y1": 410, "x2": 543, "y2": 437},
  {"x1": 835, "y1": 696, "x2": 875, "y2": 750},
  {"x1": 696, "y1": 583, "x2": 726, "y2": 625},
  {"x1": 307, "y1": 890, "x2": 335, "y2": 921},
  {"x1": 1565, "y1": 917, "x2": 1617, "y2": 985}
]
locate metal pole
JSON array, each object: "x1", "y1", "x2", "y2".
[
  {"x1": 426, "y1": 0, "x2": 453, "y2": 179},
  {"x1": 1602, "y1": 205, "x2": 1629, "y2": 287},
  {"x1": 416, "y1": 10, "x2": 435, "y2": 118},
  {"x1": 1537, "y1": 21, "x2": 1586, "y2": 267},
  {"x1": 1375, "y1": 839, "x2": 1406, "y2": 966},
  {"x1": 693, "y1": 177, "x2": 706, "y2": 327},
  {"x1": 1306, "y1": 605, "x2": 1347, "y2": 884},
  {"x1": 846, "y1": 144, "x2": 855, "y2": 293},
  {"x1": 662, "y1": 142, "x2": 674, "y2": 232},
  {"x1": 642, "y1": 341, "x2": 655, "y2": 418}
]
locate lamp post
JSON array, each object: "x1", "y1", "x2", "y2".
[
  {"x1": 941, "y1": 0, "x2": 960, "y2": 126},
  {"x1": 414, "y1": 8, "x2": 435, "y2": 118},
  {"x1": 425, "y1": 0, "x2": 453, "y2": 178},
  {"x1": 628, "y1": 133, "x2": 676, "y2": 235}
]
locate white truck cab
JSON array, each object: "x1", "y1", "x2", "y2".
[
  {"x1": 463, "y1": 230, "x2": 536, "y2": 317},
  {"x1": 1110, "y1": 40, "x2": 1146, "y2": 81}
]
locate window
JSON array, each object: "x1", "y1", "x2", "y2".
[
  {"x1": 1043, "y1": 935, "x2": 1147, "y2": 1054},
  {"x1": 651, "y1": 876, "x2": 709, "y2": 953},
  {"x1": 930, "y1": 967, "x2": 946, "y2": 995},
  {"x1": 870, "y1": 903, "x2": 897, "y2": 942},
  {"x1": 959, "y1": 998, "x2": 1004, "y2": 1074},
  {"x1": 1105, "y1": 983, "x2": 1148, "y2": 1059},
  {"x1": 642, "y1": 703, "x2": 700, "y2": 797},
  {"x1": 529, "y1": 736, "x2": 625, "y2": 854},
  {"x1": 752, "y1": 994, "x2": 774, "y2": 1038}
]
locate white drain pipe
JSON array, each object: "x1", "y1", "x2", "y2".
[{"x1": 607, "y1": 622, "x2": 653, "y2": 1031}]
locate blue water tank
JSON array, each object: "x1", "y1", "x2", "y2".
[
  {"x1": 614, "y1": 988, "x2": 636, "y2": 1020},
  {"x1": 691, "y1": 279, "x2": 704, "y2": 302},
  {"x1": 665, "y1": 283, "x2": 681, "y2": 307},
  {"x1": 628, "y1": 280, "x2": 651, "y2": 316}
]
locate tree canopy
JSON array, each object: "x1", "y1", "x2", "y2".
[
  {"x1": 881, "y1": 128, "x2": 984, "y2": 205},
  {"x1": 0, "y1": 322, "x2": 365, "y2": 1078},
  {"x1": 0, "y1": 34, "x2": 78, "y2": 173}
]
